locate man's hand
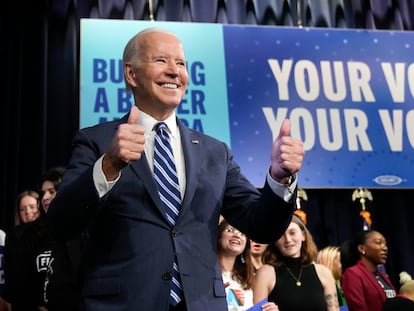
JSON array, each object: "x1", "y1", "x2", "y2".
[
  {"x1": 102, "y1": 105, "x2": 146, "y2": 180},
  {"x1": 270, "y1": 119, "x2": 305, "y2": 184}
]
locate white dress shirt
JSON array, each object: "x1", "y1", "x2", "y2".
[{"x1": 92, "y1": 108, "x2": 296, "y2": 202}]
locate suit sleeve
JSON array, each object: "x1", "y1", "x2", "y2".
[
  {"x1": 47, "y1": 128, "x2": 106, "y2": 241},
  {"x1": 219, "y1": 142, "x2": 294, "y2": 244}
]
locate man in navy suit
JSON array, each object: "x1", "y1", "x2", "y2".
[{"x1": 47, "y1": 28, "x2": 305, "y2": 311}]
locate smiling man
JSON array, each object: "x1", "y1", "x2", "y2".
[{"x1": 46, "y1": 27, "x2": 305, "y2": 311}]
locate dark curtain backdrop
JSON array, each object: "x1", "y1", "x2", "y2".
[{"x1": 2, "y1": 0, "x2": 414, "y2": 287}]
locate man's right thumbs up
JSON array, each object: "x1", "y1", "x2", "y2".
[
  {"x1": 277, "y1": 118, "x2": 291, "y2": 139},
  {"x1": 103, "y1": 105, "x2": 146, "y2": 180},
  {"x1": 128, "y1": 105, "x2": 139, "y2": 124},
  {"x1": 270, "y1": 118, "x2": 304, "y2": 183}
]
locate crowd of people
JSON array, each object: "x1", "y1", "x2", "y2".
[
  {"x1": 1, "y1": 187, "x2": 411, "y2": 311},
  {"x1": 217, "y1": 213, "x2": 412, "y2": 311},
  {"x1": 215, "y1": 209, "x2": 411, "y2": 311},
  {"x1": 0, "y1": 180, "x2": 408, "y2": 311},
  {"x1": 0, "y1": 167, "x2": 85, "y2": 311},
  {"x1": 0, "y1": 26, "x2": 412, "y2": 311}
]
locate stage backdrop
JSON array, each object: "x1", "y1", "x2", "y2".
[{"x1": 80, "y1": 19, "x2": 414, "y2": 189}]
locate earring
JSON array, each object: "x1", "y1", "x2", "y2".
[
  {"x1": 241, "y1": 254, "x2": 246, "y2": 264},
  {"x1": 362, "y1": 251, "x2": 366, "y2": 255}
]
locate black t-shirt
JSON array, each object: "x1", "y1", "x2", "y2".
[
  {"x1": 4, "y1": 217, "x2": 86, "y2": 311},
  {"x1": 3, "y1": 217, "x2": 53, "y2": 311},
  {"x1": 44, "y1": 233, "x2": 87, "y2": 311}
]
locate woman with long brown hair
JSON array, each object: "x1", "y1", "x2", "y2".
[{"x1": 253, "y1": 215, "x2": 339, "y2": 311}]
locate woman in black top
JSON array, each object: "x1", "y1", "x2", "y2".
[
  {"x1": 3, "y1": 167, "x2": 84, "y2": 311},
  {"x1": 2, "y1": 190, "x2": 43, "y2": 311},
  {"x1": 252, "y1": 215, "x2": 339, "y2": 311}
]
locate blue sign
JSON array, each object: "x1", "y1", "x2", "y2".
[{"x1": 80, "y1": 19, "x2": 414, "y2": 188}]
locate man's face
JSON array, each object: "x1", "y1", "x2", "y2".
[{"x1": 129, "y1": 32, "x2": 189, "y2": 115}]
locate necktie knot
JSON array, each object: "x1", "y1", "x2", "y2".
[{"x1": 155, "y1": 121, "x2": 167, "y2": 133}]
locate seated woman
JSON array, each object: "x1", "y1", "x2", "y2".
[{"x1": 252, "y1": 215, "x2": 339, "y2": 311}]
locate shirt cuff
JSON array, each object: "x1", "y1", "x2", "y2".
[
  {"x1": 93, "y1": 155, "x2": 120, "y2": 198},
  {"x1": 266, "y1": 172, "x2": 297, "y2": 202}
]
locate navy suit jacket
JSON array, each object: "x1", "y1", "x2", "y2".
[
  {"x1": 47, "y1": 114, "x2": 295, "y2": 311},
  {"x1": 342, "y1": 260, "x2": 396, "y2": 311}
]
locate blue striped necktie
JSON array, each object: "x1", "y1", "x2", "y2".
[{"x1": 153, "y1": 122, "x2": 184, "y2": 306}]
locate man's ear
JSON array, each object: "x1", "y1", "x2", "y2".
[{"x1": 124, "y1": 64, "x2": 137, "y2": 86}]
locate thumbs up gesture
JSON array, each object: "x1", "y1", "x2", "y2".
[
  {"x1": 103, "y1": 106, "x2": 146, "y2": 180},
  {"x1": 270, "y1": 119, "x2": 305, "y2": 183}
]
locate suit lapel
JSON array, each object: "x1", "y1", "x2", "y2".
[{"x1": 177, "y1": 121, "x2": 203, "y2": 219}]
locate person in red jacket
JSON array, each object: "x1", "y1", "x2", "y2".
[{"x1": 342, "y1": 230, "x2": 396, "y2": 311}]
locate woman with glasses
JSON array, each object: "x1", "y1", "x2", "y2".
[{"x1": 217, "y1": 218, "x2": 254, "y2": 311}]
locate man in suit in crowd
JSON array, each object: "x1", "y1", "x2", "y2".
[{"x1": 47, "y1": 27, "x2": 305, "y2": 311}]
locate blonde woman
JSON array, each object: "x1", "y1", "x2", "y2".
[
  {"x1": 15, "y1": 190, "x2": 41, "y2": 225},
  {"x1": 317, "y1": 246, "x2": 347, "y2": 308}
]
